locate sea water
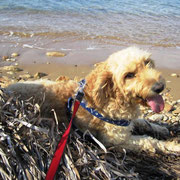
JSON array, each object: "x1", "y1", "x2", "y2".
[{"x1": 0, "y1": 0, "x2": 180, "y2": 49}]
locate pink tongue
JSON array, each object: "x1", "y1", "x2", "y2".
[{"x1": 146, "y1": 95, "x2": 164, "y2": 113}]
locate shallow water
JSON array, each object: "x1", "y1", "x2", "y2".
[{"x1": 0, "y1": 0, "x2": 180, "y2": 48}]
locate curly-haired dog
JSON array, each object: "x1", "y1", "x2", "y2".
[{"x1": 7, "y1": 47, "x2": 180, "y2": 154}]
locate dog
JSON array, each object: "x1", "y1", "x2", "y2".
[{"x1": 7, "y1": 47, "x2": 180, "y2": 154}]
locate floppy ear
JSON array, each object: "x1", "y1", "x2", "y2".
[{"x1": 93, "y1": 71, "x2": 114, "y2": 107}]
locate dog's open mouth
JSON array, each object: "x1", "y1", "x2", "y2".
[
  {"x1": 146, "y1": 95, "x2": 164, "y2": 113},
  {"x1": 138, "y1": 94, "x2": 164, "y2": 113}
]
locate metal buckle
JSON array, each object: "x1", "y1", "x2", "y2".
[{"x1": 75, "y1": 79, "x2": 86, "y2": 102}]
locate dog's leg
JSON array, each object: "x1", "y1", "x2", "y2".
[
  {"x1": 123, "y1": 135, "x2": 180, "y2": 154},
  {"x1": 100, "y1": 127, "x2": 179, "y2": 154},
  {"x1": 133, "y1": 119, "x2": 169, "y2": 137},
  {"x1": 98, "y1": 123, "x2": 179, "y2": 154}
]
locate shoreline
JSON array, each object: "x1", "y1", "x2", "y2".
[
  {"x1": 0, "y1": 46, "x2": 180, "y2": 100},
  {"x1": 1, "y1": 40, "x2": 180, "y2": 69}
]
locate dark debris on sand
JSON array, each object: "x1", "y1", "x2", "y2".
[{"x1": 0, "y1": 87, "x2": 180, "y2": 180}]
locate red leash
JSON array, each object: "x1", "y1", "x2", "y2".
[
  {"x1": 45, "y1": 100, "x2": 81, "y2": 180},
  {"x1": 45, "y1": 79, "x2": 85, "y2": 179}
]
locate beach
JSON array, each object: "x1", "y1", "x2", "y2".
[
  {"x1": 1, "y1": 41, "x2": 180, "y2": 179},
  {"x1": 22, "y1": 62, "x2": 180, "y2": 100},
  {"x1": 0, "y1": 42, "x2": 180, "y2": 100},
  {"x1": 0, "y1": 1, "x2": 180, "y2": 179},
  {"x1": 1, "y1": 0, "x2": 180, "y2": 100},
  {"x1": 0, "y1": 1, "x2": 180, "y2": 101}
]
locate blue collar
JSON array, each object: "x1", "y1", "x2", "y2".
[{"x1": 67, "y1": 79, "x2": 130, "y2": 127}]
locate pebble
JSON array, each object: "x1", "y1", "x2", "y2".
[
  {"x1": 149, "y1": 114, "x2": 164, "y2": 121},
  {"x1": 171, "y1": 73, "x2": 179, "y2": 77},
  {"x1": 56, "y1": 76, "x2": 70, "y2": 82},
  {"x1": 147, "y1": 110, "x2": 153, "y2": 113},
  {"x1": 2, "y1": 56, "x2": 9, "y2": 61},
  {"x1": 0, "y1": 66, "x2": 23, "y2": 72},
  {"x1": 34, "y1": 72, "x2": 47, "y2": 79},
  {"x1": 176, "y1": 99, "x2": 180, "y2": 104},
  {"x1": 46, "y1": 51, "x2": 66, "y2": 57},
  {"x1": 6, "y1": 71, "x2": 14, "y2": 75},
  {"x1": 11, "y1": 53, "x2": 19, "y2": 58},
  {"x1": 172, "y1": 101, "x2": 178, "y2": 106},
  {"x1": 170, "y1": 118, "x2": 177, "y2": 123},
  {"x1": 175, "y1": 117, "x2": 180, "y2": 122},
  {"x1": 6, "y1": 58, "x2": 16, "y2": 62},
  {"x1": 173, "y1": 108, "x2": 180, "y2": 114},
  {"x1": 19, "y1": 74, "x2": 33, "y2": 79},
  {"x1": 163, "y1": 115, "x2": 169, "y2": 121}
]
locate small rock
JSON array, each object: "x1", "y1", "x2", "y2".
[
  {"x1": 149, "y1": 114, "x2": 164, "y2": 121},
  {"x1": 173, "y1": 108, "x2": 180, "y2": 114},
  {"x1": 19, "y1": 74, "x2": 33, "y2": 79},
  {"x1": 163, "y1": 115, "x2": 169, "y2": 121},
  {"x1": 2, "y1": 56, "x2": 9, "y2": 61},
  {"x1": 11, "y1": 53, "x2": 19, "y2": 58},
  {"x1": 0, "y1": 76, "x2": 14, "y2": 87},
  {"x1": 170, "y1": 118, "x2": 177, "y2": 123},
  {"x1": 24, "y1": 71, "x2": 30, "y2": 74},
  {"x1": 171, "y1": 73, "x2": 179, "y2": 77},
  {"x1": 177, "y1": 99, "x2": 180, "y2": 104},
  {"x1": 147, "y1": 110, "x2": 153, "y2": 113},
  {"x1": 56, "y1": 76, "x2": 70, "y2": 82},
  {"x1": 164, "y1": 103, "x2": 174, "y2": 112},
  {"x1": 34, "y1": 72, "x2": 47, "y2": 79},
  {"x1": 0, "y1": 76, "x2": 8, "y2": 82},
  {"x1": 6, "y1": 58, "x2": 16, "y2": 62},
  {"x1": 46, "y1": 51, "x2": 66, "y2": 57},
  {"x1": 172, "y1": 101, "x2": 178, "y2": 106},
  {"x1": 0, "y1": 66, "x2": 23, "y2": 72},
  {"x1": 6, "y1": 71, "x2": 14, "y2": 75}
]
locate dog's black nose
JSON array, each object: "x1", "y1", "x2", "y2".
[{"x1": 151, "y1": 82, "x2": 165, "y2": 94}]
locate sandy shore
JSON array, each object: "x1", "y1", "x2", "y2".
[
  {"x1": 0, "y1": 46, "x2": 180, "y2": 100},
  {"x1": 0, "y1": 46, "x2": 180, "y2": 179},
  {"x1": 8, "y1": 63, "x2": 180, "y2": 100}
]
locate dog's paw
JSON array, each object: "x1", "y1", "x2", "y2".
[
  {"x1": 158, "y1": 126, "x2": 169, "y2": 137},
  {"x1": 150, "y1": 125, "x2": 170, "y2": 139}
]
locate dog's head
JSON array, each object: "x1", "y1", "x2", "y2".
[{"x1": 87, "y1": 47, "x2": 165, "y2": 114}]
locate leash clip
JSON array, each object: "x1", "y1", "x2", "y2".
[
  {"x1": 75, "y1": 79, "x2": 86, "y2": 102},
  {"x1": 75, "y1": 91, "x2": 84, "y2": 103}
]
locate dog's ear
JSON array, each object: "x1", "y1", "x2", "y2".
[{"x1": 93, "y1": 71, "x2": 114, "y2": 106}]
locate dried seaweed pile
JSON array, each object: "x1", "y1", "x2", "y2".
[{"x1": 0, "y1": 87, "x2": 179, "y2": 180}]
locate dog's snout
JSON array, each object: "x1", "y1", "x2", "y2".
[{"x1": 151, "y1": 82, "x2": 165, "y2": 94}]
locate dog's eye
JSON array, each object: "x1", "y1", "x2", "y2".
[
  {"x1": 144, "y1": 60, "x2": 150, "y2": 66},
  {"x1": 125, "y1": 73, "x2": 135, "y2": 79},
  {"x1": 145, "y1": 59, "x2": 155, "y2": 68}
]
